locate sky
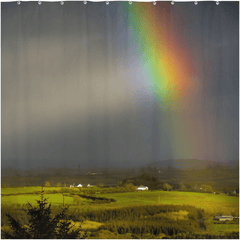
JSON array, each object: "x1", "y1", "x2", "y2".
[{"x1": 1, "y1": 1, "x2": 239, "y2": 169}]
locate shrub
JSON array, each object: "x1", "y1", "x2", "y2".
[
  {"x1": 61, "y1": 188, "x2": 70, "y2": 193},
  {"x1": 73, "y1": 195, "x2": 82, "y2": 206},
  {"x1": 45, "y1": 181, "x2": 51, "y2": 187},
  {"x1": 179, "y1": 183, "x2": 187, "y2": 191},
  {"x1": 163, "y1": 183, "x2": 172, "y2": 191},
  {"x1": 69, "y1": 189, "x2": 76, "y2": 195},
  {"x1": 124, "y1": 183, "x2": 136, "y2": 192}
]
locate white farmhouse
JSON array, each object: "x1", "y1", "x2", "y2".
[
  {"x1": 77, "y1": 184, "x2": 82, "y2": 187},
  {"x1": 214, "y1": 215, "x2": 234, "y2": 221},
  {"x1": 137, "y1": 186, "x2": 148, "y2": 191}
]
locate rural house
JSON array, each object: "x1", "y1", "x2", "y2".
[
  {"x1": 136, "y1": 186, "x2": 149, "y2": 191},
  {"x1": 214, "y1": 215, "x2": 234, "y2": 221}
]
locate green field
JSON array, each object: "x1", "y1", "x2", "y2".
[
  {"x1": 1, "y1": 186, "x2": 61, "y2": 195},
  {"x1": 2, "y1": 187, "x2": 239, "y2": 216},
  {"x1": 209, "y1": 223, "x2": 239, "y2": 234},
  {"x1": 1, "y1": 193, "x2": 75, "y2": 205},
  {"x1": 1, "y1": 187, "x2": 239, "y2": 238},
  {"x1": 96, "y1": 191, "x2": 239, "y2": 216}
]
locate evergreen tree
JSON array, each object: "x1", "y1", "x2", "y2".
[
  {"x1": 2, "y1": 213, "x2": 31, "y2": 239},
  {"x1": 2, "y1": 191, "x2": 86, "y2": 239}
]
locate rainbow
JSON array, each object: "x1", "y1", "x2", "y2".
[{"x1": 118, "y1": 2, "x2": 197, "y2": 111}]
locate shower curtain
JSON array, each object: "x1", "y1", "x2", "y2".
[{"x1": 2, "y1": 1, "x2": 239, "y2": 172}]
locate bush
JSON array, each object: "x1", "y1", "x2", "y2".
[
  {"x1": 61, "y1": 188, "x2": 70, "y2": 193},
  {"x1": 124, "y1": 183, "x2": 136, "y2": 192},
  {"x1": 179, "y1": 183, "x2": 187, "y2": 191},
  {"x1": 69, "y1": 189, "x2": 76, "y2": 195},
  {"x1": 163, "y1": 183, "x2": 172, "y2": 191},
  {"x1": 79, "y1": 194, "x2": 116, "y2": 203},
  {"x1": 73, "y1": 195, "x2": 82, "y2": 206},
  {"x1": 45, "y1": 181, "x2": 51, "y2": 187}
]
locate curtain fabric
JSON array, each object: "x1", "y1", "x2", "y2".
[{"x1": 1, "y1": 1, "x2": 239, "y2": 170}]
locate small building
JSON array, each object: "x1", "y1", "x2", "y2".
[
  {"x1": 87, "y1": 172, "x2": 98, "y2": 175},
  {"x1": 87, "y1": 184, "x2": 94, "y2": 187},
  {"x1": 214, "y1": 215, "x2": 233, "y2": 221},
  {"x1": 77, "y1": 184, "x2": 82, "y2": 187},
  {"x1": 136, "y1": 186, "x2": 148, "y2": 191}
]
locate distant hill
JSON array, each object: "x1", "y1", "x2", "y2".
[{"x1": 146, "y1": 159, "x2": 239, "y2": 170}]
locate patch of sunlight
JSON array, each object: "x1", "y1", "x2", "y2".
[{"x1": 70, "y1": 220, "x2": 103, "y2": 230}]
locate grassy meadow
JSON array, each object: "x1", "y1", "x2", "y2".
[
  {"x1": 2, "y1": 187, "x2": 239, "y2": 215},
  {"x1": 208, "y1": 223, "x2": 239, "y2": 234},
  {"x1": 2, "y1": 193, "x2": 77, "y2": 206},
  {"x1": 1, "y1": 186, "x2": 239, "y2": 238},
  {"x1": 97, "y1": 191, "x2": 239, "y2": 216},
  {"x1": 1, "y1": 186, "x2": 59, "y2": 195}
]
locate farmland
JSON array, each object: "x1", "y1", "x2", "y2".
[
  {"x1": 2, "y1": 186, "x2": 239, "y2": 215},
  {"x1": 2, "y1": 186, "x2": 239, "y2": 238}
]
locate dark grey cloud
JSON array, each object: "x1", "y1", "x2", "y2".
[{"x1": 1, "y1": 2, "x2": 239, "y2": 169}]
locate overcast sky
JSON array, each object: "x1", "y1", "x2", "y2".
[{"x1": 1, "y1": 1, "x2": 239, "y2": 169}]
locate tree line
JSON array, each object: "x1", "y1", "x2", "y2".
[{"x1": 69, "y1": 203, "x2": 205, "y2": 223}]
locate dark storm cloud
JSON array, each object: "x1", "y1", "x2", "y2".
[{"x1": 1, "y1": 2, "x2": 239, "y2": 169}]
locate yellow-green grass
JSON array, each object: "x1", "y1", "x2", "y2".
[
  {"x1": 1, "y1": 186, "x2": 62, "y2": 195},
  {"x1": 80, "y1": 220, "x2": 103, "y2": 230},
  {"x1": 96, "y1": 191, "x2": 239, "y2": 216},
  {"x1": 1, "y1": 193, "x2": 85, "y2": 206},
  {"x1": 208, "y1": 224, "x2": 239, "y2": 233},
  {"x1": 65, "y1": 220, "x2": 103, "y2": 230},
  {"x1": 1, "y1": 188, "x2": 239, "y2": 237},
  {"x1": 2, "y1": 188, "x2": 239, "y2": 217}
]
